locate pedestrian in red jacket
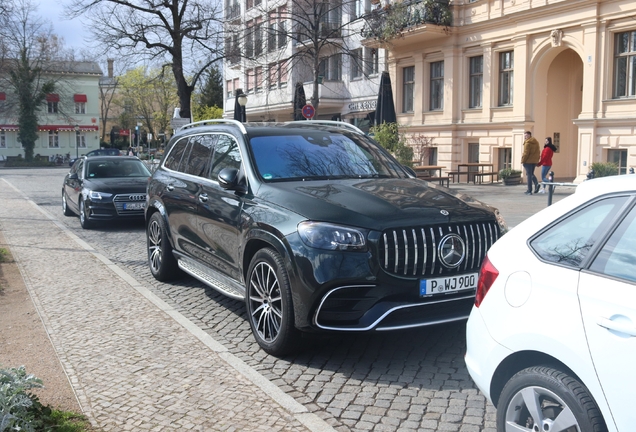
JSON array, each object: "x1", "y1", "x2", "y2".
[{"x1": 537, "y1": 137, "x2": 557, "y2": 194}]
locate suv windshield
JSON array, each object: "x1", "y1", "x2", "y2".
[{"x1": 249, "y1": 131, "x2": 405, "y2": 181}]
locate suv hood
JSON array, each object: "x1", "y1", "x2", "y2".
[{"x1": 257, "y1": 178, "x2": 498, "y2": 229}]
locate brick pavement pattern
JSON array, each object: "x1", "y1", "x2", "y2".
[{"x1": 0, "y1": 181, "x2": 332, "y2": 432}]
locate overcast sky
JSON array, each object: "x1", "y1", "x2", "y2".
[{"x1": 38, "y1": 0, "x2": 90, "y2": 51}]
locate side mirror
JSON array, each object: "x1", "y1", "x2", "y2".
[
  {"x1": 217, "y1": 167, "x2": 241, "y2": 190},
  {"x1": 68, "y1": 172, "x2": 79, "y2": 180}
]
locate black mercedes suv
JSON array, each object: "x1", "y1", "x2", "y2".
[{"x1": 145, "y1": 120, "x2": 507, "y2": 356}]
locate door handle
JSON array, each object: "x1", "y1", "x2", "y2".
[
  {"x1": 597, "y1": 316, "x2": 636, "y2": 337},
  {"x1": 166, "y1": 184, "x2": 174, "y2": 192},
  {"x1": 199, "y1": 193, "x2": 208, "y2": 203}
]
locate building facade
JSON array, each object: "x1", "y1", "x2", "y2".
[
  {"x1": 365, "y1": 0, "x2": 636, "y2": 181},
  {"x1": 223, "y1": 0, "x2": 389, "y2": 129},
  {"x1": 0, "y1": 61, "x2": 102, "y2": 162}
]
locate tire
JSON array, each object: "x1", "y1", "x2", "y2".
[
  {"x1": 147, "y1": 212, "x2": 179, "y2": 281},
  {"x1": 245, "y1": 248, "x2": 301, "y2": 356},
  {"x1": 62, "y1": 191, "x2": 74, "y2": 216},
  {"x1": 79, "y1": 198, "x2": 94, "y2": 229},
  {"x1": 497, "y1": 366, "x2": 607, "y2": 432}
]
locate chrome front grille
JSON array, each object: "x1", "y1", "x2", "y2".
[{"x1": 379, "y1": 221, "x2": 500, "y2": 277}]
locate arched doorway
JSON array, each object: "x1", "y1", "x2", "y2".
[{"x1": 536, "y1": 49, "x2": 583, "y2": 180}]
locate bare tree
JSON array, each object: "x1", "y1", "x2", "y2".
[
  {"x1": 0, "y1": 0, "x2": 67, "y2": 161},
  {"x1": 99, "y1": 59, "x2": 120, "y2": 144},
  {"x1": 67, "y1": 0, "x2": 225, "y2": 120}
]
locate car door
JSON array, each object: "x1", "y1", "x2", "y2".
[
  {"x1": 578, "y1": 197, "x2": 636, "y2": 431},
  {"x1": 196, "y1": 133, "x2": 244, "y2": 281},
  {"x1": 159, "y1": 137, "x2": 199, "y2": 255}
]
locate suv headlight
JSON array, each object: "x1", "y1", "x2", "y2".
[
  {"x1": 298, "y1": 221, "x2": 367, "y2": 251},
  {"x1": 88, "y1": 190, "x2": 112, "y2": 200}
]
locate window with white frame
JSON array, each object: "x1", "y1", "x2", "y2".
[
  {"x1": 499, "y1": 51, "x2": 514, "y2": 106},
  {"x1": 429, "y1": 61, "x2": 444, "y2": 111},
  {"x1": 76, "y1": 131, "x2": 86, "y2": 149},
  {"x1": 48, "y1": 130, "x2": 59, "y2": 148},
  {"x1": 318, "y1": 54, "x2": 342, "y2": 81},
  {"x1": 0, "y1": 131, "x2": 5, "y2": 148},
  {"x1": 608, "y1": 149, "x2": 628, "y2": 175},
  {"x1": 255, "y1": 67, "x2": 263, "y2": 91},
  {"x1": 402, "y1": 66, "x2": 414, "y2": 113},
  {"x1": 365, "y1": 48, "x2": 379, "y2": 75},
  {"x1": 75, "y1": 102, "x2": 86, "y2": 114},
  {"x1": 351, "y1": 49, "x2": 363, "y2": 79},
  {"x1": 469, "y1": 55, "x2": 483, "y2": 108},
  {"x1": 614, "y1": 31, "x2": 636, "y2": 98},
  {"x1": 351, "y1": 0, "x2": 370, "y2": 20},
  {"x1": 48, "y1": 101, "x2": 58, "y2": 113}
]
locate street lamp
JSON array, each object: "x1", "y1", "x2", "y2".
[
  {"x1": 74, "y1": 124, "x2": 80, "y2": 159},
  {"x1": 237, "y1": 92, "x2": 248, "y2": 122}
]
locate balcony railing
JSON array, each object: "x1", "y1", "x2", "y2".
[{"x1": 361, "y1": 0, "x2": 452, "y2": 42}]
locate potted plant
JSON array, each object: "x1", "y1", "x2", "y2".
[{"x1": 499, "y1": 168, "x2": 522, "y2": 185}]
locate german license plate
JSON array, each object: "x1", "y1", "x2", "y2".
[
  {"x1": 420, "y1": 273, "x2": 478, "y2": 296},
  {"x1": 123, "y1": 202, "x2": 145, "y2": 210}
]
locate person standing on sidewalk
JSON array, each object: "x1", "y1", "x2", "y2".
[
  {"x1": 521, "y1": 131, "x2": 541, "y2": 195},
  {"x1": 537, "y1": 137, "x2": 558, "y2": 194}
]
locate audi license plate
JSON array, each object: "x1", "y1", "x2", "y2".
[
  {"x1": 420, "y1": 273, "x2": 478, "y2": 296},
  {"x1": 123, "y1": 202, "x2": 145, "y2": 210}
]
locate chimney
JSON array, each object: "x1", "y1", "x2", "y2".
[{"x1": 107, "y1": 59, "x2": 114, "y2": 78}]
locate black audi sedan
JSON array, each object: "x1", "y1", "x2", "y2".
[
  {"x1": 146, "y1": 120, "x2": 507, "y2": 356},
  {"x1": 62, "y1": 156, "x2": 151, "y2": 229}
]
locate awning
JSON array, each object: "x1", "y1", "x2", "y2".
[
  {"x1": 46, "y1": 94, "x2": 60, "y2": 103},
  {"x1": 0, "y1": 124, "x2": 98, "y2": 132},
  {"x1": 74, "y1": 94, "x2": 87, "y2": 103},
  {"x1": 39, "y1": 125, "x2": 99, "y2": 132},
  {"x1": 0, "y1": 93, "x2": 6, "y2": 101}
]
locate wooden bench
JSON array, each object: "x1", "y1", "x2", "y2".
[
  {"x1": 418, "y1": 175, "x2": 450, "y2": 187},
  {"x1": 473, "y1": 172, "x2": 499, "y2": 184},
  {"x1": 447, "y1": 171, "x2": 470, "y2": 183}
]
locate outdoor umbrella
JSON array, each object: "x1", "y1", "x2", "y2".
[
  {"x1": 292, "y1": 82, "x2": 306, "y2": 120},
  {"x1": 374, "y1": 71, "x2": 397, "y2": 125},
  {"x1": 233, "y1": 89, "x2": 246, "y2": 122}
]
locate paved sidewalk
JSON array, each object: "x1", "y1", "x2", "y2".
[{"x1": 0, "y1": 181, "x2": 333, "y2": 431}]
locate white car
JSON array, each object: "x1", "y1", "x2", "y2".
[{"x1": 465, "y1": 175, "x2": 636, "y2": 432}]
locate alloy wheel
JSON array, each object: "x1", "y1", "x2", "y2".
[
  {"x1": 147, "y1": 218, "x2": 163, "y2": 274},
  {"x1": 248, "y1": 261, "x2": 283, "y2": 343},
  {"x1": 504, "y1": 385, "x2": 580, "y2": 432}
]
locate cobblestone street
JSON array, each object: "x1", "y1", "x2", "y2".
[{"x1": 1, "y1": 168, "x2": 573, "y2": 431}]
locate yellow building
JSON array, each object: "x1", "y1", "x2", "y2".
[{"x1": 365, "y1": 0, "x2": 636, "y2": 180}]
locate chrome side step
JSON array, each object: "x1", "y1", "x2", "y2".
[{"x1": 178, "y1": 258, "x2": 245, "y2": 300}]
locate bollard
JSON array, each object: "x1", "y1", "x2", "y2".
[{"x1": 547, "y1": 171, "x2": 555, "y2": 206}]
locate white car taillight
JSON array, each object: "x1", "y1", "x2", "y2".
[{"x1": 475, "y1": 255, "x2": 499, "y2": 307}]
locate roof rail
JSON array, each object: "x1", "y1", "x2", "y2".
[
  {"x1": 284, "y1": 120, "x2": 365, "y2": 135},
  {"x1": 178, "y1": 119, "x2": 247, "y2": 135}
]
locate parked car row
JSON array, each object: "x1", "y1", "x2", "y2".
[{"x1": 61, "y1": 120, "x2": 635, "y2": 431}]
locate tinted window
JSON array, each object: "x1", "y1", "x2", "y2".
[
  {"x1": 590, "y1": 202, "x2": 636, "y2": 283},
  {"x1": 164, "y1": 138, "x2": 190, "y2": 172},
  {"x1": 183, "y1": 135, "x2": 215, "y2": 177},
  {"x1": 86, "y1": 160, "x2": 151, "y2": 178},
  {"x1": 209, "y1": 135, "x2": 241, "y2": 180},
  {"x1": 249, "y1": 132, "x2": 402, "y2": 181},
  {"x1": 530, "y1": 197, "x2": 629, "y2": 267}
]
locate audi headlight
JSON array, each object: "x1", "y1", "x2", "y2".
[
  {"x1": 298, "y1": 221, "x2": 367, "y2": 251},
  {"x1": 88, "y1": 190, "x2": 112, "y2": 200}
]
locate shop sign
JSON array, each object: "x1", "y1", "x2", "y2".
[{"x1": 348, "y1": 100, "x2": 377, "y2": 112}]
